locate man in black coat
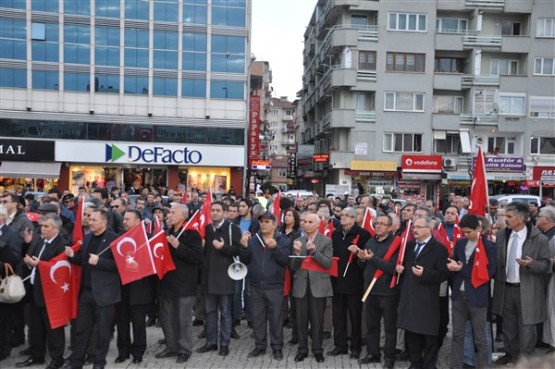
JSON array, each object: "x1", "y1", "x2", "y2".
[
  {"x1": 328, "y1": 207, "x2": 370, "y2": 359},
  {"x1": 64, "y1": 209, "x2": 120, "y2": 369},
  {"x1": 114, "y1": 210, "x2": 156, "y2": 364},
  {"x1": 396, "y1": 217, "x2": 449, "y2": 369},
  {"x1": 197, "y1": 201, "x2": 242, "y2": 357},
  {"x1": 155, "y1": 204, "x2": 202, "y2": 363}
]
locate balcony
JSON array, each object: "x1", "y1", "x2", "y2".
[
  {"x1": 465, "y1": 0, "x2": 504, "y2": 9},
  {"x1": 461, "y1": 74, "x2": 500, "y2": 86},
  {"x1": 432, "y1": 113, "x2": 463, "y2": 130},
  {"x1": 437, "y1": 0, "x2": 466, "y2": 10},
  {"x1": 460, "y1": 114, "x2": 499, "y2": 126},
  {"x1": 281, "y1": 137, "x2": 296, "y2": 145},
  {"x1": 355, "y1": 110, "x2": 376, "y2": 123},
  {"x1": 434, "y1": 73, "x2": 463, "y2": 90},
  {"x1": 356, "y1": 25, "x2": 379, "y2": 42},
  {"x1": 318, "y1": 0, "x2": 361, "y2": 34},
  {"x1": 329, "y1": 151, "x2": 354, "y2": 169},
  {"x1": 332, "y1": 68, "x2": 357, "y2": 87},
  {"x1": 282, "y1": 115, "x2": 294, "y2": 122},
  {"x1": 436, "y1": 33, "x2": 464, "y2": 51},
  {"x1": 463, "y1": 32, "x2": 502, "y2": 48},
  {"x1": 319, "y1": 25, "x2": 359, "y2": 58},
  {"x1": 501, "y1": 36, "x2": 531, "y2": 53},
  {"x1": 330, "y1": 109, "x2": 356, "y2": 129}
]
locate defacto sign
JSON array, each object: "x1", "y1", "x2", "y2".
[
  {"x1": 56, "y1": 141, "x2": 244, "y2": 166},
  {"x1": 401, "y1": 155, "x2": 442, "y2": 173}
]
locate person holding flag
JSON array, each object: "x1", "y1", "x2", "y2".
[
  {"x1": 328, "y1": 207, "x2": 370, "y2": 360},
  {"x1": 447, "y1": 214, "x2": 497, "y2": 369},
  {"x1": 156, "y1": 203, "x2": 202, "y2": 364}
]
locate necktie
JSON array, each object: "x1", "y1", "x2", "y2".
[
  {"x1": 507, "y1": 233, "x2": 518, "y2": 282},
  {"x1": 30, "y1": 241, "x2": 48, "y2": 285},
  {"x1": 414, "y1": 241, "x2": 424, "y2": 257}
]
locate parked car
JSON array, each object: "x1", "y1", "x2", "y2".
[
  {"x1": 283, "y1": 190, "x2": 317, "y2": 199},
  {"x1": 489, "y1": 194, "x2": 541, "y2": 206}
]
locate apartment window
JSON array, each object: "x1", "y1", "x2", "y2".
[
  {"x1": 183, "y1": 33, "x2": 207, "y2": 71},
  {"x1": 210, "y1": 80, "x2": 244, "y2": 99},
  {"x1": 433, "y1": 95, "x2": 463, "y2": 114},
  {"x1": 529, "y1": 96, "x2": 555, "y2": 119},
  {"x1": 211, "y1": 35, "x2": 245, "y2": 73},
  {"x1": 0, "y1": 18, "x2": 26, "y2": 60},
  {"x1": 153, "y1": 31, "x2": 178, "y2": 70},
  {"x1": 96, "y1": 27, "x2": 120, "y2": 67},
  {"x1": 490, "y1": 59, "x2": 518, "y2": 75},
  {"x1": 95, "y1": 75, "x2": 120, "y2": 93},
  {"x1": 351, "y1": 14, "x2": 368, "y2": 28},
  {"x1": 64, "y1": 25, "x2": 90, "y2": 64},
  {"x1": 124, "y1": 76, "x2": 148, "y2": 94},
  {"x1": 64, "y1": 0, "x2": 90, "y2": 15},
  {"x1": 64, "y1": 72, "x2": 89, "y2": 92},
  {"x1": 0, "y1": 0, "x2": 25, "y2": 9},
  {"x1": 32, "y1": 71, "x2": 59, "y2": 90},
  {"x1": 124, "y1": 28, "x2": 149, "y2": 68},
  {"x1": 530, "y1": 137, "x2": 555, "y2": 155},
  {"x1": 212, "y1": 0, "x2": 246, "y2": 27},
  {"x1": 355, "y1": 92, "x2": 374, "y2": 111},
  {"x1": 32, "y1": 0, "x2": 58, "y2": 12},
  {"x1": 0, "y1": 68, "x2": 26, "y2": 88},
  {"x1": 436, "y1": 18, "x2": 467, "y2": 33},
  {"x1": 494, "y1": 20, "x2": 521, "y2": 36},
  {"x1": 386, "y1": 52, "x2": 425, "y2": 72},
  {"x1": 537, "y1": 18, "x2": 555, "y2": 38},
  {"x1": 183, "y1": 0, "x2": 207, "y2": 25},
  {"x1": 278, "y1": 169, "x2": 287, "y2": 177},
  {"x1": 125, "y1": 0, "x2": 149, "y2": 20},
  {"x1": 534, "y1": 58, "x2": 555, "y2": 75},
  {"x1": 384, "y1": 92, "x2": 424, "y2": 112},
  {"x1": 383, "y1": 133, "x2": 422, "y2": 152},
  {"x1": 388, "y1": 12, "x2": 426, "y2": 32},
  {"x1": 487, "y1": 136, "x2": 515, "y2": 155},
  {"x1": 474, "y1": 88, "x2": 497, "y2": 114},
  {"x1": 95, "y1": 0, "x2": 120, "y2": 18},
  {"x1": 434, "y1": 57, "x2": 464, "y2": 73},
  {"x1": 358, "y1": 51, "x2": 376, "y2": 70},
  {"x1": 153, "y1": 77, "x2": 177, "y2": 96},
  {"x1": 499, "y1": 93, "x2": 525, "y2": 116},
  {"x1": 182, "y1": 79, "x2": 206, "y2": 98},
  {"x1": 434, "y1": 134, "x2": 461, "y2": 154}
]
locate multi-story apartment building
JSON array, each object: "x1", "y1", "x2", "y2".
[
  {"x1": 301, "y1": 0, "x2": 554, "y2": 201},
  {"x1": 0, "y1": 0, "x2": 251, "y2": 196}
]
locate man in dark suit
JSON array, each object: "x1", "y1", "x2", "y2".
[
  {"x1": 396, "y1": 217, "x2": 449, "y2": 369},
  {"x1": 155, "y1": 204, "x2": 202, "y2": 363},
  {"x1": 64, "y1": 209, "x2": 120, "y2": 369},
  {"x1": 447, "y1": 214, "x2": 497, "y2": 369},
  {"x1": 290, "y1": 213, "x2": 333, "y2": 363},
  {"x1": 0, "y1": 205, "x2": 23, "y2": 361},
  {"x1": 16, "y1": 214, "x2": 66, "y2": 369},
  {"x1": 197, "y1": 201, "x2": 242, "y2": 357},
  {"x1": 114, "y1": 210, "x2": 156, "y2": 364}
]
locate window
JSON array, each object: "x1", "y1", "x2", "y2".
[
  {"x1": 183, "y1": 0, "x2": 207, "y2": 25},
  {"x1": 210, "y1": 80, "x2": 244, "y2": 99},
  {"x1": 124, "y1": 76, "x2": 148, "y2": 94},
  {"x1": 432, "y1": 95, "x2": 463, "y2": 114},
  {"x1": 125, "y1": 0, "x2": 149, "y2": 20},
  {"x1": 95, "y1": 75, "x2": 120, "y2": 93},
  {"x1": 153, "y1": 77, "x2": 177, "y2": 96},
  {"x1": 383, "y1": 133, "x2": 422, "y2": 152},
  {"x1": 386, "y1": 52, "x2": 425, "y2": 72},
  {"x1": 490, "y1": 59, "x2": 518, "y2": 75},
  {"x1": 64, "y1": 0, "x2": 90, "y2": 15},
  {"x1": 153, "y1": 31, "x2": 178, "y2": 69},
  {"x1": 124, "y1": 28, "x2": 149, "y2": 68},
  {"x1": 31, "y1": 22, "x2": 58, "y2": 62},
  {"x1": 211, "y1": 35, "x2": 245, "y2": 73},
  {"x1": 529, "y1": 96, "x2": 555, "y2": 118},
  {"x1": 64, "y1": 25, "x2": 90, "y2": 64},
  {"x1": 537, "y1": 18, "x2": 555, "y2": 38},
  {"x1": 32, "y1": 0, "x2": 58, "y2": 12},
  {"x1": 154, "y1": 0, "x2": 178, "y2": 22},
  {"x1": 358, "y1": 51, "x2": 376, "y2": 70},
  {"x1": 96, "y1": 0, "x2": 120, "y2": 18},
  {"x1": 278, "y1": 169, "x2": 287, "y2": 177},
  {"x1": 0, "y1": 18, "x2": 26, "y2": 60},
  {"x1": 182, "y1": 79, "x2": 206, "y2": 98},
  {"x1": 96, "y1": 27, "x2": 120, "y2": 66},
  {"x1": 494, "y1": 20, "x2": 521, "y2": 36},
  {"x1": 32, "y1": 71, "x2": 59, "y2": 90},
  {"x1": 0, "y1": 68, "x2": 26, "y2": 88},
  {"x1": 487, "y1": 136, "x2": 515, "y2": 155},
  {"x1": 530, "y1": 137, "x2": 555, "y2": 155},
  {"x1": 212, "y1": 0, "x2": 246, "y2": 27},
  {"x1": 351, "y1": 15, "x2": 368, "y2": 28},
  {"x1": 434, "y1": 57, "x2": 464, "y2": 73},
  {"x1": 474, "y1": 88, "x2": 497, "y2": 114},
  {"x1": 436, "y1": 18, "x2": 467, "y2": 33},
  {"x1": 388, "y1": 12, "x2": 426, "y2": 32},
  {"x1": 534, "y1": 58, "x2": 555, "y2": 75},
  {"x1": 434, "y1": 134, "x2": 461, "y2": 154},
  {"x1": 182, "y1": 32, "x2": 207, "y2": 71},
  {"x1": 499, "y1": 94, "x2": 525, "y2": 116},
  {"x1": 64, "y1": 73, "x2": 89, "y2": 92},
  {"x1": 354, "y1": 92, "x2": 374, "y2": 111},
  {"x1": 384, "y1": 92, "x2": 424, "y2": 112},
  {"x1": 0, "y1": 0, "x2": 25, "y2": 9}
]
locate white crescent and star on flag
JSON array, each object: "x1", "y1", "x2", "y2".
[{"x1": 49, "y1": 260, "x2": 72, "y2": 293}]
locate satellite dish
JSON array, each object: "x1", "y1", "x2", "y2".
[{"x1": 227, "y1": 261, "x2": 247, "y2": 281}]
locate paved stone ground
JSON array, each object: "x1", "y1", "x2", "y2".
[{"x1": 2, "y1": 319, "x2": 554, "y2": 369}]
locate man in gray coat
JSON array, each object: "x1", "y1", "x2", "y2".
[
  {"x1": 492, "y1": 202, "x2": 550, "y2": 364},
  {"x1": 290, "y1": 213, "x2": 333, "y2": 363}
]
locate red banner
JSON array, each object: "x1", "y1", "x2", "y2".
[{"x1": 249, "y1": 96, "x2": 261, "y2": 162}]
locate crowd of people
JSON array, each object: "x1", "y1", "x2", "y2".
[{"x1": 0, "y1": 186, "x2": 554, "y2": 369}]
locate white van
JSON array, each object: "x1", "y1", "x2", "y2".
[
  {"x1": 490, "y1": 194, "x2": 541, "y2": 206},
  {"x1": 283, "y1": 190, "x2": 317, "y2": 199}
]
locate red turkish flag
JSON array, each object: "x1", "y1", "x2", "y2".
[
  {"x1": 318, "y1": 218, "x2": 326, "y2": 235},
  {"x1": 362, "y1": 207, "x2": 376, "y2": 237},
  {"x1": 149, "y1": 230, "x2": 175, "y2": 280},
  {"x1": 181, "y1": 209, "x2": 204, "y2": 237},
  {"x1": 72, "y1": 197, "x2": 84, "y2": 244},
  {"x1": 471, "y1": 237, "x2": 490, "y2": 288},
  {"x1": 197, "y1": 188, "x2": 213, "y2": 238},
  {"x1": 38, "y1": 242, "x2": 82, "y2": 329},
  {"x1": 301, "y1": 256, "x2": 339, "y2": 277},
  {"x1": 453, "y1": 224, "x2": 464, "y2": 244},
  {"x1": 273, "y1": 191, "x2": 282, "y2": 226},
  {"x1": 110, "y1": 222, "x2": 156, "y2": 285},
  {"x1": 323, "y1": 220, "x2": 334, "y2": 238},
  {"x1": 153, "y1": 216, "x2": 163, "y2": 234},
  {"x1": 437, "y1": 223, "x2": 453, "y2": 254},
  {"x1": 283, "y1": 266, "x2": 291, "y2": 296},
  {"x1": 373, "y1": 236, "x2": 401, "y2": 280},
  {"x1": 468, "y1": 147, "x2": 488, "y2": 217},
  {"x1": 390, "y1": 219, "x2": 412, "y2": 288}
]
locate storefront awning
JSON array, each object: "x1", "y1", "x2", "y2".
[
  {"x1": 401, "y1": 173, "x2": 442, "y2": 181},
  {"x1": 0, "y1": 162, "x2": 61, "y2": 178}
]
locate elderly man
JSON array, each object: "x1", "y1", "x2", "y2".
[
  {"x1": 239, "y1": 212, "x2": 291, "y2": 361},
  {"x1": 492, "y1": 202, "x2": 550, "y2": 365},
  {"x1": 290, "y1": 213, "x2": 333, "y2": 363},
  {"x1": 155, "y1": 204, "x2": 202, "y2": 363},
  {"x1": 64, "y1": 209, "x2": 120, "y2": 369},
  {"x1": 396, "y1": 217, "x2": 449, "y2": 369},
  {"x1": 536, "y1": 206, "x2": 555, "y2": 350},
  {"x1": 17, "y1": 214, "x2": 67, "y2": 369}
]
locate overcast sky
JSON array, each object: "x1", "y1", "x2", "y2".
[{"x1": 252, "y1": 0, "x2": 317, "y2": 101}]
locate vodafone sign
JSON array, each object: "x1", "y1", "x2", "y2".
[{"x1": 402, "y1": 155, "x2": 443, "y2": 173}]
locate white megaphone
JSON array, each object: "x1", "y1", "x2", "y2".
[{"x1": 227, "y1": 260, "x2": 247, "y2": 281}]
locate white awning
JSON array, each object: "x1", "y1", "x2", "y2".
[{"x1": 0, "y1": 162, "x2": 60, "y2": 178}]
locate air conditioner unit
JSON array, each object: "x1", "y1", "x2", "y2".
[{"x1": 443, "y1": 158, "x2": 457, "y2": 170}]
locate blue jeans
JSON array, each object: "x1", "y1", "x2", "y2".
[
  {"x1": 204, "y1": 294, "x2": 232, "y2": 348},
  {"x1": 464, "y1": 320, "x2": 493, "y2": 367}
]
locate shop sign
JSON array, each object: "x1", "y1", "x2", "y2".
[
  {"x1": 533, "y1": 166, "x2": 555, "y2": 180},
  {"x1": 473, "y1": 156, "x2": 524, "y2": 172},
  {"x1": 344, "y1": 170, "x2": 397, "y2": 178},
  {"x1": 251, "y1": 160, "x2": 272, "y2": 170},
  {"x1": 248, "y1": 96, "x2": 261, "y2": 162},
  {"x1": 354, "y1": 143, "x2": 367, "y2": 156},
  {"x1": 313, "y1": 154, "x2": 329, "y2": 163},
  {"x1": 401, "y1": 155, "x2": 442, "y2": 173},
  {"x1": 0, "y1": 139, "x2": 55, "y2": 162},
  {"x1": 367, "y1": 180, "x2": 394, "y2": 186},
  {"x1": 287, "y1": 153, "x2": 297, "y2": 178},
  {"x1": 397, "y1": 182, "x2": 421, "y2": 189}
]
